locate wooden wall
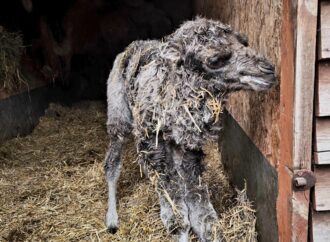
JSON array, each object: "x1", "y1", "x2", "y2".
[
  {"x1": 193, "y1": 1, "x2": 318, "y2": 241},
  {"x1": 312, "y1": 1, "x2": 330, "y2": 240},
  {"x1": 193, "y1": 1, "x2": 282, "y2": 241},
  {"x1": 193, "y1": 0, "x2": 282, "y2": 167}
]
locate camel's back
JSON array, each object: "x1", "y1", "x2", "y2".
[{"x1": 121, "y1": 40, "x2": 161, "y2": 84}]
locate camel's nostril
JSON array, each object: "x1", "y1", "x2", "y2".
[{"x1": 258, "y1": 63, "x2": 275, "y2": 74}]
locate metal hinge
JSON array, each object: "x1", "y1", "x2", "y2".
[{"x1": 292, "y1": 169, "x2": 316, "y2": 191}]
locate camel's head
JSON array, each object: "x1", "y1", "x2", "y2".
[{"x1": 166, "y1": 17, "x2": 277, "y2": 91}]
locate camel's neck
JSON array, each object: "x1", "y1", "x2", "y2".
[{"x1": 174, "y1": 66, "x2": 229, "y2": 100}]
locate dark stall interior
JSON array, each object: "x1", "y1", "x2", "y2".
[
  {"x1": 0, "y1": 0, "x2": 192, "y2": 100},
  {"x1": 0, "y1": 0, "x2": 193, "y2": 141}
]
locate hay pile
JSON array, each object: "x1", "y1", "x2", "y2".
[
  {"x1": 0, "y1": 26, "x2": 25, "y2": 92},
  {"x1": 0, "y1": 101, "x2": 257, "y2": 241}
]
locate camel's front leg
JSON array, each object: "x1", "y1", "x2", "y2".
[
  {"x1": 179, "y1": 148, "x2": 221, "y2": 242},
  {"x1": 158, "y1": 192, "x2": 190, "y2": 242},
  {"x1": 142, "y1": 139, "x2": 191, "y2": 242}
]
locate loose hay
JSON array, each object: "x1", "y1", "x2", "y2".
[
  {"x1": 0, "y1": 101, "x2": 256, "y2": 241},
  {"x1": 0, "y1": 26, "x2": 26, "y2": 92}
]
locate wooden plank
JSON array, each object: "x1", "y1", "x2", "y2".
[
  {"x1": 277, "y1": 0, "x2": 297, "y2": 240},
  {"x1": 314, "y1": 118, "x2": 330, "y2": 152},
  {"x1": 314, "y1": 151, "x2": 330, "y2": 165},
  {"x1": 315, "y1": 62, "x2": 330, "y2": 117},
  {"x1": 319, "y1": 1, "x2": 330, "y2": 60},
  {"x1": 313, "y1": 166, "x2": 330, "y2": 211},
  {"x1": 293, "y1": 0, "x2": 318, "y2": 168},
  {"x1": 292, "y1": 0, "x2": 318, "y2": 240},
  {"x1": 293, "y1": 0, "x2": 318, "y2": 165},
  {"x1": 312, "y1": 211, "x2": 330, "y2": 242}
]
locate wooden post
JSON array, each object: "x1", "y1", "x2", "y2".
[
  {"x1": 279, "y1": 0, "x2": 317, "y2": 241},
  {"x1": 292, "y1": 0, "x2": 317, "y2": 241},
  {"x1": 278, "y1": 0, "x2": 296, "y2": 240}
]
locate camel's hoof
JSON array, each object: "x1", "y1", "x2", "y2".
[{"x1": 107, "y1": 226, "x2": 118, "y2": 234}]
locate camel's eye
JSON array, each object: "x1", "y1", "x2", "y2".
[
  {"x1": 206, "y1": 51, "x2": 232, "y2": 69},
  {"x1": 236, "y1": 33, "x2": 249, "y2": 47}
]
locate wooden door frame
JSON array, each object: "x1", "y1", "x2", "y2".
[{"x1": 278, "y1": 0, "x2": 318, "y2": 241}]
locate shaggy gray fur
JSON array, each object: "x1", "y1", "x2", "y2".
[{"x1": 105, "y1": 17, "x2": 277, "y2": 242}]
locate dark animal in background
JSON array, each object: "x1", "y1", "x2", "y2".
[{"x1": 105, "y1": 17, "x2": 277, "y2": 242}]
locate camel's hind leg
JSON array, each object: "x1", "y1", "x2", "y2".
[
  {"x1": 105, "y1": 51, "x2": 133, "y2": 233},
  {"x1": 104, "y1": 136, "x2": 127, "y2": 233}
]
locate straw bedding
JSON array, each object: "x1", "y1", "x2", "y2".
[
  {"x1": 0, "y1": 101, "x2": 256, "y2": 241},
  {"x1": 0, "y1": 26, "x2": 25, "y2": 92}
]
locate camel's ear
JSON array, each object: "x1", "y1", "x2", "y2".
[{"x1": 183, "y1": 51, "x2": 203, "y2": 72}]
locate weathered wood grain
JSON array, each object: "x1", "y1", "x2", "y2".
[
  {"x1": 313, "y1": 167, "x2": 330, "y2": 211},
  {"x1": 314, "y1": 118, "x2": 330, "y2": 152},
  {"x1": 315, "y1": 62, "x2": 330, "y2": 117},
  {"x1": 194, "y1": 0, "x2": 318, "y2": 241},
  {"x1": 293, "y1": 0, "x2": 318, "y2": 168},
  {"x1": 292, "y1": 0, "x2": 318, "y2": 241},
  {"x1": 278, "y1": 0, "x2": 297, "y2": 240},
  {"x1": 314, "y1": 151, "x2": 330, "y2": 165},
  {"x1": 319, "y1": 1, "x2": 330, "y2": 60},
  {"x1": 312, "y1": 210, "x2": 330, "y2": 242}
]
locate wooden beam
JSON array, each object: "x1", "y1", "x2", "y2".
[
  {"x1": 319, "y1": 1, "x2": 330, "y2": 60},
  {"x1": 315, "y1": 62, "x2": 330, "y2": 117},
  {"x1": 314, "y1": 118, "x2": 330, "y2": 152},
  {"x1": 313, "y1": 167, "x2": 330, "y2": 211},
  {"x1": 293, "y1": 0, "x2": 318, "y2": 169},
  {"x1": 311, "y1": 210, "x2": 330, "y2": 242},
  {"x1": 278, "y1": 0, "x2": 297, "y2": 240},
  {"x1": 314, "y1": 151, "x2": 330, "y2": 165},
  {"x1": 292, "y1": 0, "x2": 318, "y2": 241}
]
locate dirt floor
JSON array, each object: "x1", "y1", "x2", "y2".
[{"x1": 0, "y1": 101, "x2": 257, "y2": 242}]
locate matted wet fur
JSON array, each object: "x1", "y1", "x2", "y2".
[{"x1": 105, "y1": 17, "x2": 277, "y2": 241}]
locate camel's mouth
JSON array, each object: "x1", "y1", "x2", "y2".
[{"x1": 239, "y1": 74, "x2": 277, "y2": 91}]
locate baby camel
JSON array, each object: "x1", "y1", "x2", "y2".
[{"x1": 104, "y1": 17, "x2": 277, "y2": 242}]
